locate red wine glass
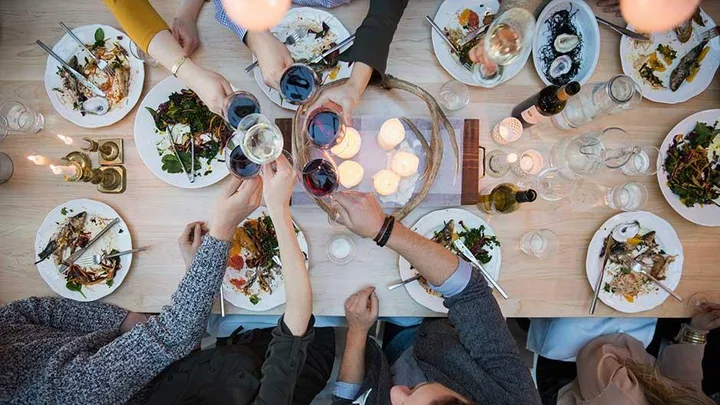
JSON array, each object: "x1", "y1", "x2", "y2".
[
  {"x1": 279, "y1": 63, "x2": 320, "y2": 105},
  {"x1": 303, "y1": 103, "x2": 346, "y2": 150},
  {"x1": 296, "y1": 145, "x2": 343, "y2": 225},
  {"x1": 223, "y1": 91, "x2": 261, "y2": 130}
]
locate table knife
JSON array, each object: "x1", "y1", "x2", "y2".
[
  {"x1": 590, "y1": 236, "x2": 613, "y2": 314},
  {"x1": 459, "y1": 23, "x2": 490, "y2": 48},
  {"x1": 595, "y1": 16, "x2": 650, "y2": 41},
  {"x1": 309, "y1": 33, "x2": 356, "y2": 64},
  {"x1": 425, "y1": 16, "x2": 461, "y2": 54},
  {"x1": 59, "y1": 217, "x2": 120, "y2": 272},
  {"x1": 388, "y1": 274, "x2": 421, "y2": 291},
  {"x1": 452, "y1": 239, "x2": 509, "y2": 299},
  {"x1": 36, "y1": 40, "x2": 107, "y2": 97}
]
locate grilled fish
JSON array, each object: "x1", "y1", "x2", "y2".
[{"x1": 669, "y1": 40, "x2": 708, "y2": 92}]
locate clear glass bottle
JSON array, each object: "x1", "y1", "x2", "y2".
[
  {"x1": 477, "y1": 183, "x2": 537, "y2": 214},
  {"x1": 552, "y1": 74, "x2": 642, "y2": 130}
]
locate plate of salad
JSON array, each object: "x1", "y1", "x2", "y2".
[
  {"x1": 657, "y1": 109, "x2": 720, "y2": 226},
  {"x1": 398, "y1": 208, "x2": 501, "y2": 313},
  {"x1": 134, "y1": 76, "x2": 231, "y2": 188}
]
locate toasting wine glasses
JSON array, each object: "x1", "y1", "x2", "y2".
[
  {"x1": 472, "y1": 8, "x2": 536, "y2": 87},
  {"x1": 279, "y1": 64, "x2": 320, "y2": 105},
  {"x1": 223, "y1": 91, "x2": 261, "y2": 130},
  {"x1": 304, "y1": 102, "x2": 346, "y2": 149},
  {"x1": 296, "y1": 142, "x2": 343, "y2": 224},
  {"x1": 224, "y1": 113, "x2": 286, "y2": 179}
]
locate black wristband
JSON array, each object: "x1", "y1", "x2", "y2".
[
  {"x1": 373, "y1": 215, "x2": 392, "y2": 243},
  {"x1": 377, "y1": 216, "x2": 395, "y2": 247}
]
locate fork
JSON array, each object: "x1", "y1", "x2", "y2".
[
  {"x1": 284, "y1": 28, "x2": 304, "y2": 45},
  {"x1": 59, "y1": 22, "x2": 115, "y2": 77},
  {"x1": 425, "y1": 15, "x2": 473, "y2": 71},
  {"x1": 76, "y1": 246, "x2": 148, "y2": 266},
  {"x1": 700, "y1": 26, "x2": 720, "y2": 42},
  {"x1": 631, "y1": 260, "x2": 682, "y2": 302}
]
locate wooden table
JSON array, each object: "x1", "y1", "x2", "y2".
[{"x1": 0, "y1": 0, "x2": 718, "y2": 317}]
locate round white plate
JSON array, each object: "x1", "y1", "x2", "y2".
[
  {"x1": 34, "y1": 199, "x2": 133, "y2": 302},
  {"x1": 586, "y1": 211, "x2": 684, "y2": 313},
  {"x1": 656, "y1": 109, "x2": 720, "y2": 226},
  {"x1": 134, "y1": 76, "x2": 230, "y2": 189},
  {"x1": 532, "y1": 0, "x2": 600, "y2": 86},
  {"x1": 44, "y1": 24, "x2": 144, "y2": 128},
  {"x1": 431, "y1": 0, "x2": 529, "y2": 88},
  {"x1": 620, "y1": 10, "x2": 719, "y2": 104},
  {"x1": 253, "y1": 7, "x2": 352, "y2": 111},
  {"x1": 398, "y1": 208, "x2": 502, "y2": 314},
  {"x1": 222, "y1": 207, "x2": 309, "y2": 311}
]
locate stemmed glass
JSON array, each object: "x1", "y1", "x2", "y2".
[
  {"x1": 296, "y1": 143, "x2": 343, "y2": 224},
  {"x1": 223, "y1": 91, "x2": 261, "y2": 130},
  {"x1": 279, "y1": 63, "x2": 320, "y2": 105},
  {"x1": 471, "y1": 8, "x2": 536, "y2": 87},
  {"x1": 224, "y1": 113, "x2": 287, "y2": 179},
  {"x1": 304, "y1": 102, "x2": 346, "y2": 150}
]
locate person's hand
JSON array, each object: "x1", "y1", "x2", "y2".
[
  {"x1": 597, "y1": 0, "x2": 620, "y2": 15},
  {"x1": 260, "y1": 154, "x2": 296, "y2": 215},
  {"x1": 178, "y1": 221, "x2": 207, "y2": 268},
  {"x1": 246, "y1": 31, "x2": 294, "y2": 89},
  {"x1": 177, "y1": 61, "x2": 233, "y2": 116},
  {"x1": 210, "y1": 177, "x2": 263, "y2": 241},
  {"x1": 345, "y1": 286, "x2": 379, "y2": 335},
  {"x1": 172, "y1": 14, "x2": 200, "y2": 55},
  {"x1": 120, "y1": 312, "x2": 150, "y2": 334},
  {"x1": 690, "y1": 301, "x2": 720, "y2": 333},
  {"x1": 307, "y1": 61, "x2": 374, "y2": 126},
  {"x1": 468, "y1": 41, "x2": 499, "y2": 76},
  {"x1": 335, "y1": 191, "x2": 386, "y2": 239}
]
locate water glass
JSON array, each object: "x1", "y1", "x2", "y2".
[
  {"x1": 605, "y1": 182, "x2": 648, "y2": 211},
  {"x1": 621, "y1": 145, "x2": 660, "y2": 176},
  {"x1": 533, "y1": 168, "x2": 578, "y2": 201},
  {"x1": 0, "y1": 152, "x2": 13, "y2": 184},
  {"x1": 129, "y1": 41, "x2": 160, "y2": 67},
  {"x1": 0, "y1": 99, "x2": 44, "y2": 138},
  {"x1": 520, "y1": 229, "x2": 559, "y2": 259},
  {"x1": 438, "y1": 80, "x2": 470, "y2": 111},
  {"x1": 485, "y1": 149, "x2": 516, "y2": 178}
]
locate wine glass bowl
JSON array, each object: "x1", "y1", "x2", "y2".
[
  {"x1": 304, "y1": 103, "x2": 346, "y2": 150},
  {"x1": 223, "y1": 91, "x2": 261, "y2": 130},
  {"x1": 279, "y1": 63, "x2": 320, "y2": 105}
]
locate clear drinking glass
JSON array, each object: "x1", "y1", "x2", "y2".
[
  {"x1": 0, "y1": 98, "x2": 44, "y2": 138},
  {"x1": 129, "y1": 41, "x2": 160, "y2": 67},
  {"x1": 552, "y1": 74, "x2": 643, "y2": 130},
  {"x1": 223, "y1": 91, "x2": 261, "y2": 130},
  {"x1": 550, "y1": 127, "x2": 637, "y2": 179},
  {"x1": 439, "y1": 80, "x2": 470, "y2": 111},
  {"x1": 621, "y1": 145, "x2": 660, "y2": 176},
  {"x1": 472, "y1": 8, "x2": 536, "y2": 86},
  {"x1": 0, "y1": 152, "x2": 13, "y2": 184},
  {"x1": 485, "y1": 150, "x2": 517, "y2": 178},
  {"x1": 236, "y1": 113, "x2": 284, "y2": 165},
  {"x1": 279, "y1": 63, "x2": 320, "y2": 105},
  {"x1": 520, "y1": 229, "x2": 559, "y2": 259},
  {"x1": 605, "y1": 182, "x2": 648, "y2": 211}
]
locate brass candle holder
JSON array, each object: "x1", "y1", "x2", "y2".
[
  {"x1": 82, "y1": 137, "x2": 124, "y2": 165},
  {"x1": 63, "y1": 151, "x2": 127, "y2": 193}
]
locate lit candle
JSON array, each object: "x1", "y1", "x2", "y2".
[
  {"x1": 491, "y1": 117, "x2": 523, "y2": 145},
  {"x1": 520, "y1": 156, "x2": 534, "y2": 171},
  {"x1": 373, "y1": 169, "x2": 400, "y2": 196},
  {"x1": 511, "y1": 149, "x2": 544, "y2": 176},
  {"x1": 56, "y1": 134, "x2": 73, "y2": 145},
  {"x1": 331, "y1": 127, "x2": 362, "y2": 159},
  {"x1": 507, "y1": 153, "x2": 518, "y2": 164},
  {"x1": 391, "y1": 151, "x2": 420, "y2": 177},
  {"x1": 49, "y1": 164, "x2": 79, "y2": 178},
  {"x1": 338, "y1": 160, "x2": 364, "y2": 188},
  {"x1": 27, "y1": 155, "x2": 50, "y2": 166},
  {"x1": 377, "y1": 118, "x2": 405, "y2": 151}
]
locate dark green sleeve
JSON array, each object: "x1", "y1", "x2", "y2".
[
  {"x1": 338, "y1": 0, "x2": 409, "y2": 82},
  {"x1": 252, "y1": 315, "x2": 316, "y2": 405}
]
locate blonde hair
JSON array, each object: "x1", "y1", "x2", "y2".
[{"x1": 624, "y1": 360, "x2": 714, "y2": 405}]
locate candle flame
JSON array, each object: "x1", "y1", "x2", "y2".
[
  {"x1": 57, "y1": 134, "x2": 73, "y2": 145},
  {"x1": 507, "y1": 153, "x2": 518, "y2": 164},
  {"x1": 28, "y1": 155, "x2": 49, "y2": 166},
  {"x1": 49, "y1": 164, "x2": 62, "y2": 175}
]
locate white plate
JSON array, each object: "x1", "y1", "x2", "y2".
[
  {"x1": 44, "y1": 24, "x2": 144, "y2": 128},
  {"x1": 431, "y1": 0, "x2": 529, "y2": 88},
  {"x1": 34, "y1": 199, "x2": 133, "y2": 302},
  {"x1": 134, "y1": 76, "x2": 230, "y2": 189},
  {"x1": 253, "y1": 7, "x2": 352, "y2": 111},
  {"x1": 656, "y1": 109, "x2": 720, "y2": 226},
  {"x1": 532, "y1": 0, "x2": 600, "y2": 86},
  {"x1": 586, "y1": 211, "x2": 684, "y2": 313},
  {"x1": 398, "y1": 208, "x2": 502, "y2": 314},
  {"x1": 620, "y1": 10, "x2": 719, "y2": 104},
  {"x1": 222, "y1": 208, "x2": 309, "y2": 311}
]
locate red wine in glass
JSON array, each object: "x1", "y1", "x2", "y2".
[
  {"x1": 224, "y1": 92, "x2": 260, "y2": 129},
  {"x1": 228, "y1": 145, "x2": 261, "y2": 178},
  {"x1": 307, "y1": 110, "x2": 343, "y2": 149},
  {"x1": 280, "y1": 64, "x2": 319, "y2": 105},
  {"x1": 302, "y1": 158, "x2": 339, "y2": 197}
]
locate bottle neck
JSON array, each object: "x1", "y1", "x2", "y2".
[
  {"x1": 515, "y1": 189, "x2": 537, "y2": 203},
  {"x1": 556, "y1": 86, "x2": 570, "y2": 101}
]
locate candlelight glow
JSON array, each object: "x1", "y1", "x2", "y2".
[
  {"x1": 331, "y1": 127, "x2": 362, "y2": 159},
  {"x1": 373, "y1": 169, "x2": 401, "y2": 196},
  {"x1": 338, "y1": 160, "x2": 364, "y2": 188},
  {"x1": 50, "y1": 164, "x2": 79, "y2": 178},
  {"x1": 377, "y1": 118, "x2": 406, "y2": 151},
  {"x1": 507, "y1": 153, "x2": 518, "y2": 164},
  {"x1": 57, "y1": 134, "x2": 73, "y2": 145},
  {"x1": 391, "y1": 151, "x2": 420, "y2": 177},
  {"x1": 28, "y1": 155, "x2": 50, "y2": 166}
]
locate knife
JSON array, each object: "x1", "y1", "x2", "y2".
[
  {"x1": 166, "y1": 125, "x2": 194, "y2": 183},
  {"x1": 595, "y1": 17, "x2": 650, "y2": 41},
  {"x1": 425, "y1": 16, "x2": 461, "y2": 54},
  {"x1": 459, "y1": 22, "x2": 491, "y2": 48},
  {"x1": 309, "y1": 33, "x2": 356, "y2": 64},
  {"x1": 452, "y1": 239, "x2": 509, "y2": 299},
  {"x1": 388, "y1": 274, "x2": 421, "y2": 291},
  {"x1": 36, "y1": 40, "x2": 107, "y2": 97},
  {"x1": 589, "y1": 236, "x2": 613, "y2": 314},
  {"x1": 60, "y1": 217, "x2": 120, "y2": 272}
]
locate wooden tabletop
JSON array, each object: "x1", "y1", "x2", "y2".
[{"x1": 0, "y1": 0, "x2": 718, "y2": 317}]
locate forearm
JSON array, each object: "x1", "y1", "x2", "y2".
[
  {"x1": 346, "y1": 62, "x2": 373, "y2": 96},
  {"x1": 273, "y1": 208, "x2": 312, "y2": 336},
  {"x1": 176, "y1": 0, "x2": 205, "y2": 21},
  {"x1": 0, "y1": 297, "x2": 127, "y2": 333},
  {"x1": 386, "y1": 223, "x2": 459, "y2": 286},
  {"x1": 103, "y1": 0, "x2": 169, "y2": 52},
  {"x1": 338, "y1": 330, "x2": 367, "y2": 384}
]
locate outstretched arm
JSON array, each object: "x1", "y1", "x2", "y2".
[{"x1": 0, "y1": 297, "x2": 128, "y2": 334}]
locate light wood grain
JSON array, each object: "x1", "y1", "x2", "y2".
[{"x1": 0, "y1": 0, "x2": 718, "y2": 318}]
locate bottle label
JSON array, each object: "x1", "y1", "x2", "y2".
[{"x1": 521, "y1": 106, "x2": 546, "y2": 124}]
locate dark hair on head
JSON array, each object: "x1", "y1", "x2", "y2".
[{"x1": 430, "y1": 397, "x2": 477, "y2": 405}]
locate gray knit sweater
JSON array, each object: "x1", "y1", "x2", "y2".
[{"x1": 0, "y1": 236, "x2": 230, "y2": 405}]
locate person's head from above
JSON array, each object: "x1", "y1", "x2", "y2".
[
  {"x1": 624, "y1": 360, "x2": 715, "y2": 405},
  {"x1": 390, "y1": 382, "x2": 476, "y2": 405}
]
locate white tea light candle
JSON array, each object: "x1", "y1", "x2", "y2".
[
  {"x1": 49, "y1": 164, "x2": 79, "y2": 178},
  {"x1": 373, "y1": 169, "x2": 401, "y2": 196},
  {"x1": 491, "y1": 117, "x2": 523, "y2": 145},
  {"x1": 338, "y1": 160, "x2": 364, "y2": 188},
  {"x1": 391, "y1": 150, "x2": 420, "y2": 177},
  {"x1": 330, "y1": 127, "x2": 362, "y2": 159},
  {"x1": 377, "y1": 118, "x2": 405, "y2": 150},
  {"x1": 511, "y1": 149, "x2": 544, "y2": 176}
]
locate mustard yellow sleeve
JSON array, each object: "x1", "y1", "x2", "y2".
[{"x1": 103, "y1": 0, "x2": 170, "y2": 52}]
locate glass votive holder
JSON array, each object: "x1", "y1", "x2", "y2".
[
  {"x1": 326, "y1": 234, "x2": 356, "y2": 265},
  {"x1": 519, "y1": 229, "x2": 559, "y2": 259},
  {"x1": 511, "y1": 149, "x2": 543, "y2": 176},
  {"x1": 492, "y1": 117, "x2": 523, "y2": 145},
  {"x1": 485, "y1": 150, "x2": 518, "y2": 178},
  {"x1": 0, "y1": 152, "x2": 13, "y2": 184}
]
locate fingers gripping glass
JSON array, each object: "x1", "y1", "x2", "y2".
[
  {"x1": 224, "y1": 113, "x2": 290, "y2": 179},
  {"x1": 296, "y1": 145, "x2": 343, "y2": 224},
  {"x1": 304, "y1": 103, "x2": 346, "y2": 150},
  {"x1": 223, "y1": 91, "x2": 261, "y2": 130}
]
